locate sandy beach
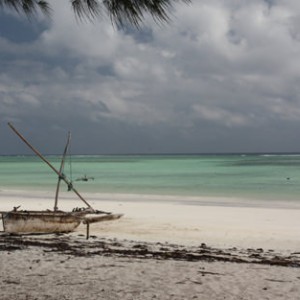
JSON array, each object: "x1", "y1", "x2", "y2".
[{"x1": 1, "y1": 189, "x2": 300, "y2": 299}]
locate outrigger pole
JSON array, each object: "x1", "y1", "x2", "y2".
[{"x1": 8, "y1": 123, "x2": 94, "y2": 212}]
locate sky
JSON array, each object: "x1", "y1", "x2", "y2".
[{"x1": 1, "y1": 0, "x2": 300, "y2": 155}]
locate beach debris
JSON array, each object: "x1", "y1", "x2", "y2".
[{"x1": 1, "y1": 235, "x2": 299, "y2": 268}]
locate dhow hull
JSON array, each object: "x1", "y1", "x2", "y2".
[{"x1": 1, "y1": 211, "x2": 81, "y2": 234}]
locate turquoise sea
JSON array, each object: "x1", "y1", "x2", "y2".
[{"x1": 1, "y1": 154, "x2": 300, "y2": 203}]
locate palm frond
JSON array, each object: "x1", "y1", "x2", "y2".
[
  {"x1": 22, "y1": 0, "x2": 37, "y2": 15},
  {"x1": 0, "y1": 0, "x2": 51, "y2": 17},
  {"x1": 72, "y1": 0, "x2": 101, "y2": 21},
  {"x1": 103, "y1": 0, "x2": 191, "y2": 27},
  {"x1": 1, "y1": 0, "x2": 191, "y2": 27},
  {"x1": 0, "y1": 0, "x2": 21, "y2": 12},
  {"x1": 71, "y1": 0, "x2": 191, "y2": 27},
  {"x1": 37, "y1": 0, "x2": 51, "y2": 17}
]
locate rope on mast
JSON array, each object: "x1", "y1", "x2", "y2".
[{"x1": 8, "y1": 122, "x2": 94, "y2": 212}]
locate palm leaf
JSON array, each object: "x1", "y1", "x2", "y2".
[
  {"x1": 1, "y1": 0, "x2": 190, "y2": 26},
  {"x1": 0, "y1": 0, "x2": 51, "y2": 16}
]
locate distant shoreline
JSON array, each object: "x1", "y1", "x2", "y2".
[{"x1": 2, "y1": 152, "x2": 300, "y2": 157}]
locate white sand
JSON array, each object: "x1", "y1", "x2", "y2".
[
  {"x1": 1, "y1": 189, "x2": 300, "y2": 300},
  {"x1": 1, "y1": 247, "x2": 300, "y2": 300},
  {"x1": 1, "y1": 189, "x2": 300, "y2": 252}
]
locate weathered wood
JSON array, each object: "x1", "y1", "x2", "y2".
[
  {"x1": 2, "y1": 211, "x2": 82, "y2": 234},
  {"x1": 86, "y1": 222, "x2": 90, "y2": 240},
  {"x1": 8, "y1": 123, "x2": 94, "y2": 212},
  {"x1": 2, "y1": 123, "x2": 124, "y2": 236},
  {"x1": 82, "y1": 214, "x2": 123, "y2": 225},
  {"x1": 54, "y1": 132, "x2": 71, "y2": 211}
]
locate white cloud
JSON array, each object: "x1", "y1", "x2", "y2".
[
  {"x1": 2, "y1": 0, "x2": 300, "y2": 153},
  {"x1": 192, "y1": 104, "x2": 250, "y2": 127}
]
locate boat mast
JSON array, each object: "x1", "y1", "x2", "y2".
[
  {"x1": 8, "y1": 123, "x2": 94, "y2": 212},
  {"x1": 54, "y1": 131, "x2": 71, "y2": 211}
]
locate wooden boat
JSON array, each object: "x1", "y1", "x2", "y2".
[
  {"x1": 0, "y1": 123, "x2": 122, "y2": 237},
  {"x1": 2, "y1": 210, "x2": 83, "y2": 234}
]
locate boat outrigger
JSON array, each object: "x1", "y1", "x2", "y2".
[{"x1": 0, "y1": 123, "x2": 122, "y2": 238}]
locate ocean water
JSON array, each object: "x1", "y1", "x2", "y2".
[{"x1": 1, "y1": 154, "x2": 300, "y2": 202}]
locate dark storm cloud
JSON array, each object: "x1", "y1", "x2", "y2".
[{"x1": 1, "y1": 0, "x2": 300, "y2": 154}]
